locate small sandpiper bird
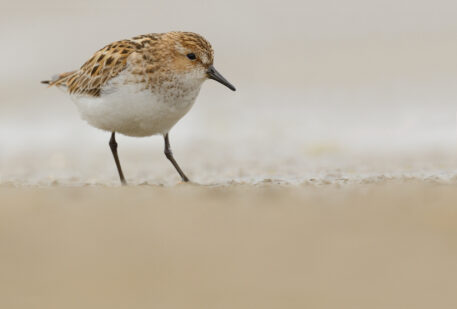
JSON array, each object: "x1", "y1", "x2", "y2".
[{"x1": 42, "y1": 31, "x2": 236, "y2": 185}]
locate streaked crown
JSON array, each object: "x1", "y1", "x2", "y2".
[{"x1": 166, "y1": 31, "x2": 214, "y2": 66}]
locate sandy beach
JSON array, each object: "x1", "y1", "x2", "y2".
[
  {"x1": 1, "y1": 183, "x2": 457, "y2": 309},
  {"x1": 3, "y1": 0, "x2": 457, "y2": 307}
]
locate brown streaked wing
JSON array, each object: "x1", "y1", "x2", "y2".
[{"x1": 60, "y1": 39, "x2": 142, "y2": 97}]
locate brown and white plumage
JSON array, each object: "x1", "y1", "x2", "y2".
[
  {"x1": 44, "y1": 32, "x2": 217, "y2": 97},
  {"x1": 43, "y1": 31, "x2": 235, "y2": 184}
]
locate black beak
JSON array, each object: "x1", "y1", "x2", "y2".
[{"x1": 207, "y1": 65, "x2": 236, "y2": 91}]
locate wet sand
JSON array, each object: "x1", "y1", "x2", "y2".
[{"x1": 1, "y1": 183, "x2": 457, "y2": 309}]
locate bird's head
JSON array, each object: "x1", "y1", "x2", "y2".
[{"x1": 164, "y1": 31, "x2": 236, "y2": 91}]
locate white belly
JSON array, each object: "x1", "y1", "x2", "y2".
[{"x1": 71, "y1": 82, "x2": 201, "y2": 137}]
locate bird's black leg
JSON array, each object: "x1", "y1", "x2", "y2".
[
  {"x1": 163, "y1": 133, "x2": 189, "y2": 182},
  {"x1": 109, "y1": 132, "x2": 127, "y2": 185}
]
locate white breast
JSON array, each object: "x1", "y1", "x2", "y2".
[{"x1": 71, "y1": 71, "x2": 203, "y2": 137}]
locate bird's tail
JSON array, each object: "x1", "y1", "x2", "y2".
[{"x1": 41, "y1": 71, "x2": 77, "y2": 88}]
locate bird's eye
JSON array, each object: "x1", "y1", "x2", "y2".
[{"x1": 187, "y1": 53, "x2": 196, "y2": 60}]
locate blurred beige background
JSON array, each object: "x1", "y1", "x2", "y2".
[
  {"x1": 2, "y1": 2, "x2": 457, "y2": 309},
  {"x1": 1, "y1": 0, "x2": 457, "y2": 184}
]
